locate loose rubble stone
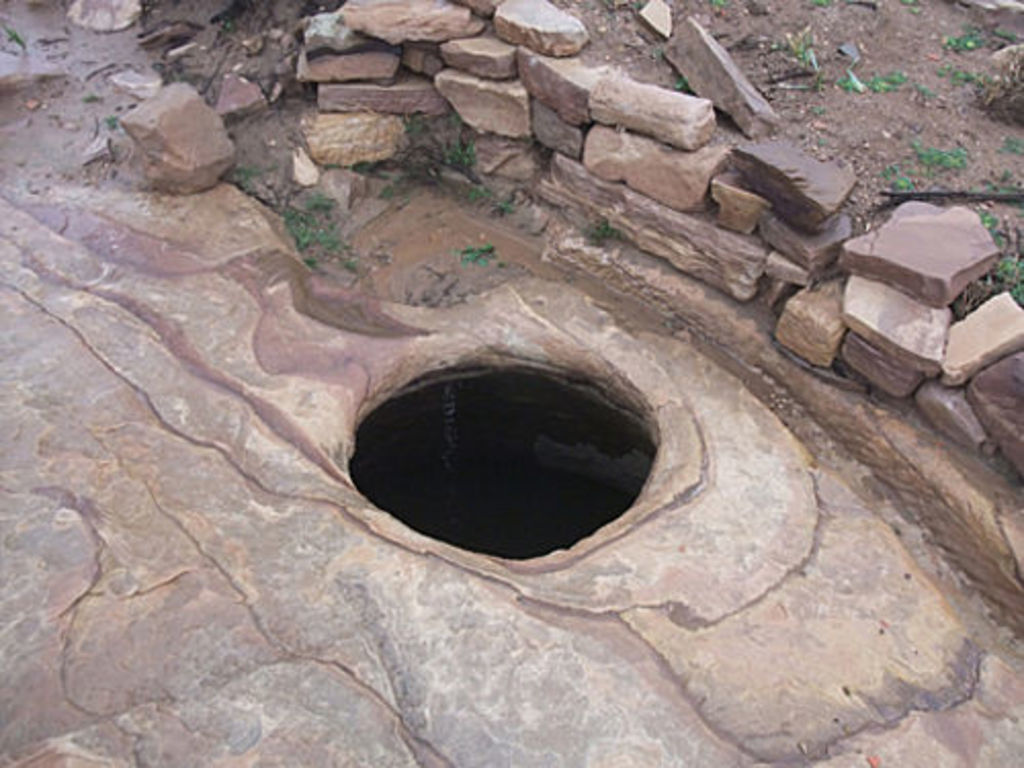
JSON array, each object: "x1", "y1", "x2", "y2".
[
  {"x1": 303, "y1": 11, "x2": 364, "y2": 54},
  {"x1": 402, "y1": 43, "x2": 445, "y2": 76},
  {"x1": 474, "y1": 135, "x2": 538, "y2": 180},
  {"x1": 539, "y1": 154, "x2": 767, "y2": 300},
  {"x1": 67, "y1": 0, "x2": 141, "y2": 32},
  {"x1": 943, "y1": 292, "x2": 1024, "y2": 385},
  {"x1": 766, "y1": 251, "x2": 811, "y2": 286},
  {"x1": 292, "y1": 147, "x2": 320, "y2": 187},
  {"x1": 318, "y1": 76, "x2": 449, "y2": 115},
  {"x1": 120, "y1": 83, "x2": 235, "y2": 194},
  {"x1": 759, "y1": 210, "x2": 851, "y2": 272},
  {"x1": 108, "y1": 69, "x2": 162, "y2": 100},
  {"x1": 531, "y1": 99, "x2": 584, "y2": 158},
  {"x1": 666, "y1": 16, "x2": 780, "y2": 139},
  {"x1": 638, "y1": 0, "x2": 672, "y2": 39},
  {"x1": 494, "y1": 0, "x2": 589, "y2": 57},
  {"x1": 968, "y1": 352, "x2": 1024, "y2": 475},
  {"x1": 296, "y1": 49, "x2": 401, "y2": 83},
  {"x1": 914, "y1": 380, "x2": 991, "y2": 451},
  {"x1": 302, "y1": 112, "x2": 405, "y2": 166},
  {"x1": 841, "y1": 202, "x2": 1001, "y2": 308},
  {"x1": 517, "y1": 48, "x2": 606, "y2": 125},
  {"x1": 341, "y1": 0, "x2": 484, "y2": 44},
  {"x1": 589, "y1": 73, "x2": 715, "y2": 151},
  {"x1": 440, "y1": 36, "x2": 518, "y2": 79},
  {"x1": 710, "y1": 171, "x2": 770, "y2": 234},
  {"x1": 215, "y1": 74, "x2": 266, "y2": 122},
  {"x1": 434, "y1": 69, "x2": 531, "y2": 137},
  {"x1": 583, "y1": 125, "x2": 729, "y2": 212},
  {"x1": 775, "y1": 281, "x2": 845, "y2": 367},
  {"x1": 842, "y1": 275, "x2": 950, "y2": 375},
  {"x1": 733, "y1": 141, "x2": 856, "y2": 232},
  {"x1": 841, "y1": 332, "x2": 925, "y2": 397},
  {"x1": 319, "y1": 168, "x2": 368, "y2": 210}
]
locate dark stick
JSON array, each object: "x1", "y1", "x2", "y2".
[{"x1": 878, "y1": 190, "x2": 1024, "y2": 205}]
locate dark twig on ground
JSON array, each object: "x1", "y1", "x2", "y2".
[{"x1": 877, "y1": 190, "x2": 1024, "y2": 207}]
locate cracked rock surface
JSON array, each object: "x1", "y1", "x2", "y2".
[{"x1": 1, "y1": 186, "x2": 1022, "y2": 767}]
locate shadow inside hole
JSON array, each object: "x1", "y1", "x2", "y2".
[{"x1": 349, "y1": 367, "x2": 657, "y2": 559}]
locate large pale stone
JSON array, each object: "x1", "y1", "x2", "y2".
[
  {"x1": 968, "y1": 352, "x2": 1024, "y2": 476},
  {"x1": 943, "y1": 292, "x2": 1024, "y2": 385},
  {"x1": 638, "y1": 0, "x2": 672, "y2": 39},
  {"x1": 710, "y1": 171, "x2": 770, "y2": 234},
  {"x1": 302, "y1": 112, "x2": 405, "y2": 166},
  {"x1": 67, "y1": 0, "x2": 141, "y2": 32},
  {"x1": 341, "y1": 0, "x2": 484, "y2": 44},
  {"x1": 539, "y1": 154, "x2": 767, "y2": 300},
  {"x1": 583, "y1": 125, "x2": 729, "y2": 212},
  {"x1": 759, "y1": 210, "x2": 851, "y2": 272},
  {"x1": 589, "y1": 73, "x2": 715, "y2": 151},
  {"x1": 842, "y1": 275, "x2": 950, "y2": 376},
  {"x1": 775, "y1": 281, "x2": 845, "y2": 367},
  {"x1": 733, "y1": 141, "x2": 856, "y2": 232},
  {"x1": 516, "y1": 48, "x2": 606, "y2": 126},
  {"x1": 841, "y1": 202, "x2": 1001, "y2": 308},
  {"x1": 120, "y1": 83, "x2": 235, "y2": 194},
  {"x1": 494, "y1": 0, "x2": 589, "y2": 57},
  {"x1": 531, "y1": 99, "x2": 583, "y2": 158},
  {"x1": 440, "y1": 36, "x2": 518, "y2": 79},
  {"x1": 433, "y1": 69, "x2": 531, "y2": 137},
  {"x1": 914, "y1": 380, "x2": 990, "y2": 451},
  {"x1": 841, "y1": 332, "x2": 925, "y2": 398},
  {"x1": 666, "y1": 16, "x2": 779, "y2": 139},
  {"x1": 474, "y1": 135, "x2": 537, "y2": 180},
  {"x1": 317, "y1": 77, "x2": 449, "y2": 115}
]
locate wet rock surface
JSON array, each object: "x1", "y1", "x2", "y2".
[{"x1": 2, "y1": 189, "x2": 1019, "y2": 766}]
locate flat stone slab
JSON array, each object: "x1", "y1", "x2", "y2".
[
  {"x1": 943, "y1": 292, "x2": 1024, "y2": 385},
  {"x1": 841, "y1": 331, "x2": 925, "y2": 398},
  {"x1": 302, "y1": 111, "x2": 406, "y2": 166},
  {"x1": 666, "y1": 16, "x2": 780, "y2": 139},
  {"x1": 1, "y1": 188, "x2": 1020, "y2": 765},
  {"x1": 968, "y1": 351, "x2": 1024, "y2": 477},
  {"x1": 842, "y1": 275, "x2": 950, "y2": 375},
  {"x1": 297, "y1": 48, "x2": 401, "y2": 83},
  {"x1": 711, "y1": 171, "x2": 770, "y2": 234},
  {"x1": 590, "y1": 73, "x2": 715, "y2": 151},
  {"x1": 841, "y1": 202, "x2": 1001, "y2": 308},
  {"x1": 434, "y1": 69, "x2": 531, "y2": 137},
  {"x1": 733, "y1": 141, "x2": 856, "y2": 232},
  {"x1": 583, "y1": 125, "x2": 729, "y2": 212},
  {"x1": 494, "y1": 0, "x2": 589, "y2": 57},
  {"x1": 516, "y1": 48, "x2": 606, "y2": 126},
  {"x1": 915, "y1": 380, "x2": 990, "y2": 451},
  {"x1": 440, "y1": 35, "x2": 517, "y2": 79},
  {"x1": 759, "y1": 209, "x2": 851, "y2": 272},
  {"x1": 318, "y1": 76, "x2": 449, "y2": 115},
  {"x1": 540, "y1": 154, "x2": 767, "y2": 300},
  {"x1": 215, "y1": 73, "x2": 266, "y2": 122},
  {"x1": 341, "y1": 0, "x2": 484, "y2": 44},
  {"x1": 775, "y1": 280, "x2": 845, "y2": 367},
  {"x1": 531, "y1": 99, "x2": 583, "y2": 158}
]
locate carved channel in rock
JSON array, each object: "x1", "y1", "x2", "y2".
[{"x1": 349, "y1": 366, "x2": 656, "y2": 559}]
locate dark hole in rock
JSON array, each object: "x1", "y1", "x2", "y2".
[{"x1": 350, "y1": 367, "x2": 657, "y2": 559}]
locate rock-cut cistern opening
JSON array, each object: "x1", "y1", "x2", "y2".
[{"x1": 349, "y1": 367, "x2": 657, "y2": 559}]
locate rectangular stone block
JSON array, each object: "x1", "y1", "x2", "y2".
[
  {"x1": 318, "y1": 76, "x2": 449, "y2": 115},
  {"x1": 841, "y1": 332, "x2": 925, "y2": 398},
  {"x1": 942, "y1": 292, "x2": 1024, "y2": 385},
  {"x1": 758, "y1": 211, "x2": 850, "y2": 272},
  {"x1": 775, "y1": 281, "x2": 845, "y2": 367},
  {"x1": 531, "y1": 99, "x2": 583, "y2": 158},
  {"x1": 517, "y1": 47, "x2": 605, "y2": 125},
  {"x1": 538, "y1": 154, "x2": 767, "y2": 301}
]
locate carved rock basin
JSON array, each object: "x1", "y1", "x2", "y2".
[{"x1": 1, "y1": 185, "x2": 1020, "y2": 766}]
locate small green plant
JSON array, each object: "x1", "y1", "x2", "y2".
[
  {"x1": 881, "y1": 164, "x2": 914, "y2": 192},
  {"x1": 104, "y1": 115, "x2": 119, "y2": 130},
  {"x1": 837, "y1": 69, "x2": 866, "y2": 93},
  {"x1": 709, "y1": 0, "x2": 728, "y2": 8},
  {"x1": 231, "y1": 165, "x2": 263, "y2": 192},
  {"x1": 995, "y1": 257, "x2": 1024, "y2": 305},
  {"x1": 283, "y1": 196, "x2": 346, "y2": 256},
  {"x1": 82, "y1": 93, "x2": 101, "y2": 104},
  {"x1": 943, "y1": 27, "x2": 985, "y2": 53},
  {"x1": 993, "y1": 27, "x2": 1018, "y2": 44},
  {"x1": 673, "y1": 75, "x2": 693, "y2": 94},
  {"x1": 811, "y1": 0, "x2": 831, "y2": 7},
  {"x1": 444, "y1": 136, "x2": 476, "y2": 169},
  {"x1": 466, "y1": 185, "x2": 492, "y2": 203},
  {"x1": 585, "y1": 217, "x2": 622, "y2": 245},
  {"x1": 493, "y1": 198, "x2": 515, "y2": 216},
  {"x1": 402, "y1": 113, "x2": 427, "y2": 136},
  {"x1": 866, "y1": 71, "x2": 908, "y2": 93},
  {"x1": 786, "y1": 26, "x2": 818, "y2": 71},
  {"x1": 999, "y1": 137, "x2": 1024, "y2": 155},
  {"x1": 913, "y1": 83, "x2": 937, "y2": 99},
  {"x1": 458, "y1": 243, "x2": 496, "y2": 266},
  {"x1": 379, "y1": 183, "x2": 397, "y2": 200},
  {"x1": 4, "y1": 25, "x2": 26, "y2": 51},
  {"x1": 303, "y1": 256, "x2": 318, "y2": 269},
  {"x1": 911, "y1": 139, "x2": 968, "y2": 173},
  {"x1": 810, "y1": 105, "x2": 827, "y2": 116}
]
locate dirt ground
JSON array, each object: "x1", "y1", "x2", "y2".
[{"x1": 1, "y1": 0, "x2": 1022, "y2": 313}]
